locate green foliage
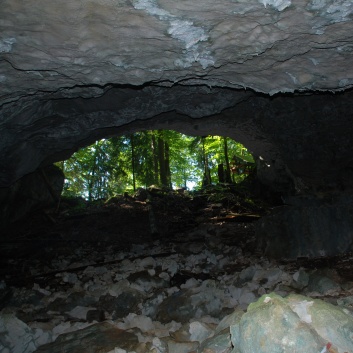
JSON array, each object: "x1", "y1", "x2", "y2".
[{"x1": 56, "y1": 131, "x2": 255, "y2": 200}]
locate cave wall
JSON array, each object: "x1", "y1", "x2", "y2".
[
  {"x1": 0, "y1": 165, "x2": 64, "y2": 226},
  {"x1": 1, "y1": 0, "x2": 353, "y2": 101},
  {"x1": 1, "y1": 0, "x2": 353, "y2": 257},
  {"x1": 1, "y1": 86, "x2": 353, "y2": 196},
  {"x1": 1, "y1": 0, "x2": 353, "y2": 187}
]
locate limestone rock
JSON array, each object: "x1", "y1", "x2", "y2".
[
  {"x1": 156, "y1": 289, "x2": 199, "y2": 323},
  {"x1": 256, "y1": 194, "x2": 353, "y2": 259},
  {"x1": 0, "y1": 165, "x2": 64, "y2": 226},
  {"x1": 156, "y1": 282, "x2": 224, "y2": 323},
  {"x1": 34, "y1": 322, "x2": 139, "y2": 353},
  {"x1": 337, "y1": 296, "x2": 353, "y2": 310},
  {"x1": 292, "y1": 269, "x2": 310, "y2": 290},
  {"x1": 99, "y1": 289, "x2": 145, "y2": 319},
  {"x1": 306, "y1": 271, "x2": 341, "y2": 296},
  {"x1": 2, "y1": 227, "x2": 353, "y2": 353},
  {"x1": 1, "y1": 0, "x2": 353, "y2": 100},
  {"x1": 215, "y1": 310, "x2": 243, "y2": 335},
  {"x1": 0, "y1": 314, "x2": 45, "y2": 353},
  {"x1": 198, "y1": 329, "x2": 232, "y2": 353},
  {"x1": 167, "y1": 339, "x2": 199, "y2": 353},
  {"x1": 47, "y1": 292, "x2": 97, "y2": 313},
  {"x1": 231, "y1": 293, "x2": 353, "y2": 353}
]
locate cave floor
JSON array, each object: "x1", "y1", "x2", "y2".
[
  {"x1": 1, "y1": 189, "x2": 352, "y2": 286},
  {"x1": 1, "y1": 190, "x2": 353, "y2": 352},
  {"x1": 1, "y1": 188, "x2": 266, "y2": 282}
]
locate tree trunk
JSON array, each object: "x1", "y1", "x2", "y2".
[
  {"x1": 164, "y1": 140, "x2": 172, "y2": 189},
  {"x1": 218, "y1": 163, "x2": 225, "y2": 183},
  {"x1": 88, "y1": 145, "x2": 99, "y2": 201},
  {"x1": 223, "y1": 137, "x2": 232, "y2": 183},
  {"x1": 158, "y1": 131, "x2": 167, "y2": 186},
  {"x1": 151, "y1": 131, "x2": 159, "y2": 184},
  {"x1": 130, "y1": 134, "x2": 136, "y2": 192},
  {"x1": 202, "y1": 137, "x2": 212, "y2": 187}
]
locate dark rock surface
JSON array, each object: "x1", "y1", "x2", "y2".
[
  {"x1": 2, "y1": 88, "x2": 353, "y2": 195},
  {"x1": 257, "y1": 193, "x2": 353, "y2": 259},
  {"x1": 0, "y1": 165, "x2": 64, "y2": 226}
]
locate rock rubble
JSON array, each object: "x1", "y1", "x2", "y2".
[{"x1": 1, "y1": 223, "x2": 353, "y2": 353}]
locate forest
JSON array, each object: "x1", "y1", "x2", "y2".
[{"x1": 56, "y1": 130, "x2": 255, "y2": 201}]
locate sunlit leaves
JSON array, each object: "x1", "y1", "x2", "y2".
[{"x1": 57, "y1": 131, "x2": 254, "y2": 199}]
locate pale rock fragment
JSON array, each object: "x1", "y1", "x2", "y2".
[
  {"x1": 66, "y1": 305, "x2": 96, "y2": 320},
  {"x1": 189, "y1": 321, "x2": 214, "y2": 343},
  {"x1": 259, "y1": 0, "x2": 291, "y2": 11}
]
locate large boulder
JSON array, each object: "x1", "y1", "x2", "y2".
[{"x1": 231, "y1": 293, "x2": 353, "y2": 353}]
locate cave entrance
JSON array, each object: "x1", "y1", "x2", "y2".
[
  {"x1": 47, "y1": 130, "x2": 264, "y2": 248},
  {"x1": 56, "y1": 130, "x2": 255, "y2": 202}
]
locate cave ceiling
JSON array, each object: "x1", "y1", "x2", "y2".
[{"x1": 1, "y1": 0, "x2": 353, "y2": 188}]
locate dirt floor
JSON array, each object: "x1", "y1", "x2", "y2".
[{"x1": 1, "y1": 185, "x2": 352, "y2": 290}]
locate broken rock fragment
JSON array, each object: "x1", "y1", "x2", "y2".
[{"x1": 33, "y1": 322, "x2": 139, "y2": 353}]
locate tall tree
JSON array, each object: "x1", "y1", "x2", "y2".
[
  {"x1": 130, "y1": 134, "x2": 136, "y2": 192},
  {"x1": 164, "y1": 140, "x2": 172, "y2": 188},
  {"x1": 158, "y1": 130, "x2": 167, "y2": 186},
  {"x1": 202, "y1": 137, "x2": 212, "y2": 186},
  {"x1": 223, "y1": 137, "x2": 232, "y2": 183},
  {"x1": 58, "y1": 130, "x2": 255, "y2": 199},
  {"x1": 151, "y1": 131, "x2": 159, "y2": 184}
]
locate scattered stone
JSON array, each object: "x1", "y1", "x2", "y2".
[
  {"x1": 189, "y1": 321, "x2": 214, "y2": 343},
  {"x1": 8, "y1": 287, "x2": 45, "y2": 308},
  {"x1": 167, "y1": 338, "x2": 199, "y2": 353},
  {"x1": 238, "y1": 266, "x2": 257, "y2": 283},
  {"x1": 215, "y1": 309, "x2": 243, "y2": 334},
  {"x1": 99, "y1": 289, "x2": 145, "y2": 319},
  {"x1": 0, "y1": 313, "x2": 46, "y2": 353},
  {"x1": 292, "y1": 268, "x2": 310, "y2": 289},
  {"x1": 156, "y1": 289, "x2": 197, "y2": 323},
  {"x1": 47, "y1": 292, "x2": 97, "y2": 313},
  {"x1": 34, "y1": 322, "x2": 139, "y2": 353},
  {"x1": 337, "y1": 295, "x2": 353, "y2": 310},
  {"x1": 61, "y1": 272, "x2": 79, "y2": 284},
  {"x1": 66, "y1": 306, "x2": 96, "y2": 320},
  {"x1": 86, "y1": 309, "x2": 105, "y2": 323},
  {"x1": 306, "y1": 271, "x2": 341, "y2": 296},
  {"x1": 198, "y1": 328, "x2": 231, "y2": 353},
  {"x1": 127, "y1": 270, "x2": 167, "y2": 293},
  {"x1": 2, "y1": 220, "x2": 353, "y2": 353}
]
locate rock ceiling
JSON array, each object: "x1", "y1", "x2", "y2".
[{"x1": 1, "y1": 0, "x2": 353, "y2": 186}]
